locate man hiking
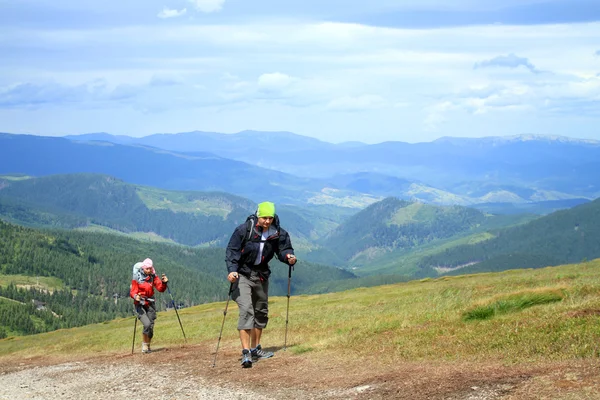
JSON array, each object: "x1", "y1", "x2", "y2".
[
  {"x1": 130, "y1": 258, "x2": 168, "y2": 354},
  {"x1": 225, "y1": 201, "x2": 297, "y2": 368}
]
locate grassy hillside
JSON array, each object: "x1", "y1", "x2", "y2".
[
  {"x1": 308, "y1": 197, "x2": 535, "y2": 269},
  {"x1": 2, "y1": 259, "x2": 600, "y2": 365},
  {"x1": 321, "y1": 197, "x2": 486, "y2": 264},
  {"x1": 419, "y1": 197, "x2": 600, "y2": 275},
  {"x1": 349, "y1": 213, "x2": 537, "y2": 278}
]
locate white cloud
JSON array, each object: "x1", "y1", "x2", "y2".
[
  {"x1": 187, "y1": 0, "x2": 225, "y2": 13},
  {"x1": 425, "y1": 73, "x2": 600, "y2": 128},
  {"x1": 157, "y1": 7, "x2": 187, "y2": 19},
  {"x1": 257, "y1": 72, "x2": 295, "y2": 92}
]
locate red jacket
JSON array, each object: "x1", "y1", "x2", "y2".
[{"x1": 130, "y1": 274, "x2": 167, "y2": 305}]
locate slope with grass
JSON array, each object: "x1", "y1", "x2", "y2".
[
  {"x1": 306, "y1": 197, "x2": 536, "y2": 270},
  {"x1": 419, "y1": 197, "x2": 600, "y2": 275},
  {"x1": 4, "y1": 258, "x2": 599, "y2": 361},
  {"x1": 2, "y1": 260, "x2": 600, "y2": 399}
]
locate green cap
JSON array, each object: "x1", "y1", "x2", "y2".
[{"x1": 257, "y1": 201, "x2": 275, "y2": 218}]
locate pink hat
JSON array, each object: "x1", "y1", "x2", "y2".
[
  {"x1": 142, "y1": 258, "x2": 155, "y2": 274},
  {"x1": 142, "y1": 258, "x2": 153, "y2": 268}
]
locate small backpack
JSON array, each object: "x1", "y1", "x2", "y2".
[{"x1": 241, "y1": 214, "x2": 280, "y2": 248}]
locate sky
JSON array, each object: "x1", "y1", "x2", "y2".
[{"x1": 1, "y1": 0, "x2": 600, "y2": 144}]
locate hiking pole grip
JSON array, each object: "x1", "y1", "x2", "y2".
[
  {"x1": 167, "y1": 286, "x2": 187, "y2": 343},
  {"x1": 212, "y1": 282, "x2": 234, "y2": 368}
]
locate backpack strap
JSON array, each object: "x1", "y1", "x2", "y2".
[{"x1": 241, "y1": 215, "x2": 256, "y2": 249}]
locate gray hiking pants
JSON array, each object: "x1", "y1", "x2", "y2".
[
  {"x1": 233, "y1": 271, "x2": 269, "y2": 330},
  {"x1": 135, "y1": 303, "x2": 157, "y2": 338}
]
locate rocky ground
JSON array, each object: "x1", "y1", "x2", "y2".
[{"x1": 1, "y1": 342, "x2": 599, "y2": 399}]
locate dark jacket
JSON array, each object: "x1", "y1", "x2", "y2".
[{"x1": 225, "y1": 215, "x2": 294, "y2": 279}]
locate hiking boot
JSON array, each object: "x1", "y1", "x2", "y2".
[
  {"x1": 142, "y1": 342, "x2": 151, "y2": 354},
  {"x1": 251, "y1": 345, "x2": 274, "y2": 361},
  {"x1": 241, "y1": 349, "x2": 252, "y2": 368}
]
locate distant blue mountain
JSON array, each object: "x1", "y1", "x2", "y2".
[
  {"x1": 65, "y1": 132, "x2": 135, "y2": 144},
  {"x1": 7, "y1": 131, "x2": 600, "y2": 206},
  {"x1": 0, "y1": 133, "x2": 321, "y2": 205},
  {"x1": 66, "y1": 129, "x2": 338, "y2": 157},
  {"x1": 64, "y1": 131, "x2": 600, "y2": 201}
]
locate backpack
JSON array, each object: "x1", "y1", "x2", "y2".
[
  {"x1": 132, "y1": 262, "x2": 155, "y2": 282},
  {"x1": 241, "y1": 214, "x2": 280, "y2": 248}
]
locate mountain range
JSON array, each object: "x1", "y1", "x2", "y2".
[{"x1": 3, "y1": 131, "x2": 599, "y2": 207}]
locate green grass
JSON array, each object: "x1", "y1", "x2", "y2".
[
  {"x1": 0, "y1": 296, "x2": 23, "y2": 304},
  {"x1": 76, "y1": 224, "x2": 179, "y2": 244},
  {"x1": 136, "y1": 186, "x2": 233, "y2": 217},
  {"x1": 307, "y1": 188, "x2": 380, "y2": 208},
  {"x1": 387, "y1": 202, "x2": 423, "y2": 226},
  {"x1": 0, "y1": 274, "x2": 64, "y2": 291},
  {"x1": 2, "y1": 259, "x2": 600, "y2": 364},
  {"x1": 462, "y1": 288, "x2": 565, "y2": 321}
]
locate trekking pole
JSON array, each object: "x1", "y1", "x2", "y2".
[
  {"x1": 131, "y1": 313, "x2": 138, "y2": 355},
  {"x1": 283, "y1": 263, "x2": 294, "y2": 351},
  {"x1": 166, "y1": 286, "x2": 187, "y2": 343},
  {"x1": 212, "y1": 283, "x2": 234, "y2": 368}
]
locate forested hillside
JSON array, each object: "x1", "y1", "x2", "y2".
[
  {"x1": 315, "y1": 197, "x2": 493, "y2": 266},
  {"x1": 419, "y1": 197, "x2": 600, "y2": 275},
  {"x1": 0, "y1": 174, "x2": 254, "y2": 246},
  {"x1": 0, "y1": 220, "x2": 354, "y2": 337},
  {"x1": 0, "y1": 174, "x2": 358, "y2": 248}
]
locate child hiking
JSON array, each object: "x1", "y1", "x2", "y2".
[
  {"x1": 130, "y1": 258, "x2": 168, "y2": 354},
  {"x1": 225, "y1": 201, "x2": 297, "y2": 368}
]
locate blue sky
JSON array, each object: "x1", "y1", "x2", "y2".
[{"x1": 1, "y1": 0, "x2": 599, "y2": 144}]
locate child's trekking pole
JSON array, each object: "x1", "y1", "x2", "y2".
[
  {"x1": 167, "y1": 286, "x2": 187, "y2": 343},
  {"x1": 131, "y1": 314, "x2": 138, "y2": 355},
  {"x1": 212, "y1": 283, "x2": 234, "y2": 368},
  {"x1": 283, "y1": 263, "x2": 294, "y2": 350}
]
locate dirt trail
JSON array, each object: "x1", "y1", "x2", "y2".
[{"x1": 1, "y1": 343, "x2": 599, "y2": 399}]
